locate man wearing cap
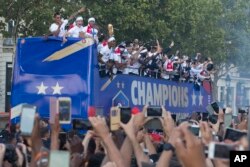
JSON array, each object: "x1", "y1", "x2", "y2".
[
  {"x1": 49, "y1": 7, "x2": 85, "y2": 37},
  {"x1": 98, "y1": 37, "x2": 116, "y2": 76},
  {"x1": 63, "y1": 16, "x2": 91, "y2": 42},
  {"x1": 83, "y1": 17, "x2": 99, "y2": 43}
]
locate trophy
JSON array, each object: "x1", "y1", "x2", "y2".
[{"x1": 108, "y1": 24, "x2": 114, "y2": 37}]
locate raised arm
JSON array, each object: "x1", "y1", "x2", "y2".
[
  {"x1": 68, "y1": 7, "x2": 86, "y2": 21},
  {"x1": 119, "y1": 136, "x2": 133, "y2": 167},
  {"x1": 50, "y1": 114, "x2": 60, "y2": 150},
  {"x1": 120, "y1": 114, "x2": 151, "y2": 167},
  {"x1": 89, "y1": 117, "x2": 125, "y2": 167}
]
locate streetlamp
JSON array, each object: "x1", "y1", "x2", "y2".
[{"x1": 225, "y1": 74, "x2": 231, "y2": 107}]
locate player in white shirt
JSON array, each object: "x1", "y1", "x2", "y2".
[
  {"x1": 63, "y1": 16, "x2": 93, "y2": 43},
  {"x1": 113, "y1": 44, "x2": 128, "y2": 74},
  {"x1": 98, "y1": 37, "x2": 116, "y2": 76},
  {"x1": 49, "y1": 7, "x2": 86, "y2": 37},
  {"x1": 67, "y1": 16, "x2": 85, "y2": 38},
  {"x1": 99, "y1": 37, "x2": 116, "y2": 64},
  {"x1": 83, "y1": 17, "x2": 99, "y2": 43}
]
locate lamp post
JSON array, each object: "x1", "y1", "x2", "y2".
[{"x1": 225, "y1": 74, "x2": 231, "y2": 107}]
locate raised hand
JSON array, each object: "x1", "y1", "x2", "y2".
[
  {"x1": 120, "y1": 115, "x2": 136, "y2": 141},
  {"x1": 69, "y1": 135, "x2": 84, "y2": 154},
  {"x1": 89, "y1": 117, "x2": 110, "y2": 140},
  {"x1": 133, "y1": 105, "x2": 147, "y2": 132},
  {"x1": 174, "y1": 123, "x2": 206, "y2": 167},
  {"x1": 169, "y1": 41, "x2": 174, "y2": 48},
  {"x1": 200, "y1": 121, "x2": 213, "y2": 145},
  {"x1": 159, "y1": 106, "x2": 175, "y2": 141},
  {"x1": 78, "y1": 7, "x2": 86, "y2": 13}
]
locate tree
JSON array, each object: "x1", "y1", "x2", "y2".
[{"x1": 0, "y1": 0, "x2": 85, "y2": 39}]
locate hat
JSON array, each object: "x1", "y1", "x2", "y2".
[
  {"x1": 88, "y1": 17, "x2": 95, "y2": 23},
  {"x1": 76, "y1": 16, "x2": 83, "y2": 21},
  {"x1": 108, "y1": 37, "x2": 115, "y2": 42}
]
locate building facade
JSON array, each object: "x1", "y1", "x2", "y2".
[
  {"x1": 217, "y1": 71, "x2": 250, "y2": 115},
  {"x1": 0, "y1": 34, "x2": 14, "y2": 113}
]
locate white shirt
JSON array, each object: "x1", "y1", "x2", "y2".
[
  {"x1": 83, "y1": 25, "x2": 99, "y2": 43},
  {"x1": 190, "y1": 67, "x2": 202, "y2": 77},
  {"x1": 49, "y1": 19, "x2": 68, "y2": 37},
  {"x1": 113, "y1": 53, "x2": 122, "y2": 63},
  {"x1": 68, "y1": 26, "x2": 85, "y2": 38},
  {"x1": 97, "y1": 42, "x2": 107, "y2": 53},
  {"x1": 100, "y1": 45, "x2": 113, "y2": 63}
]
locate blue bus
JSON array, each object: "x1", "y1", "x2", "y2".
[{"x1": 11, "y1": 37, "x2": 212, "y2": 124}]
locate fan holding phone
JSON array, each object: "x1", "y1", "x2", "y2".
[{"x1": 110, "y1": 106, "x2": 132, "y2": 131}]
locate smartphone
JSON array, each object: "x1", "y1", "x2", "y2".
[
  {"x1": 146, "y1": 107, "x2": 162, "y2": 117},
  {"x1": 202, "y1": 112, "x2": 209, "y2": 121},
  {"x1": 211, "y1": 102, "x2": 220, "y2": 113},
  {"x1": 49, "y1": 97, "x2": 58, "y2": 124},
  {"x1": 224, "y1": 128, "x2": 247, "y2": 142},
  {"x1": 95, "y1": 106, "x2": 104, "y2": 117},
  {"x1": 20, "y1": 104, "x2": 36, "y2": 136},
  {"x1": 189, "y1": 125, "x2": 200, "y2": 137},
  {"x1": 238, "y1": 108, "x2": 246, "y2": 114},
  {"x1": 49, "y1": 151, "x2": 70, "y2": 167},
  {"x1": 72, "y1": 119, "x2": 91, "y2": 130},
  {"x1": 206, "y1": 104, "x2": 214, "y2": 115},
  {"x1": 58, "y1": 97, "x2": 71, "y2": 124},
  {"x1": 110, "y1": 107, "x2": 121, "y2": 131},
  {"x1": 232, "y1": 115, "x2": 240, "y2": 124},
  {"x1": 208, "y1": 142, "x2": 243, "y2": 160},
  {"x1": 208, "y1": 114, "x2": 218, "y2": 124},
  {"x1": 171, "y1": 114, "x2": 177, "y2": 122},
  {"x1": 120, "y1": 107, "x2": 131, "y2": 124},
  {"x1": 224, "y1": 113, "x2": 232, "y2": 129}
]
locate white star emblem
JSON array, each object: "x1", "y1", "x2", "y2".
[
  {"x1": 121, "y1": 82, "x2": 125, "y2": 89},
  {"x1": 52, "y1": 82, "x2": 64, "y2": 95},
  {"x1": 192, "y1": 90, "x2": 197, "y2": 106},
  {"x1": 116, "y1": 82, "x2": 120, "y2": 89},
  {"x1": 36, "y1": 82, "x2": 48, "y2": 95},
  {"x1": 199, "y1": 92, "x2": 203, "y2": 106}
]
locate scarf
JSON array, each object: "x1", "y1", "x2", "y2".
[{"x1": 86, "y1": 24, "x2": 93, "y2": 34}]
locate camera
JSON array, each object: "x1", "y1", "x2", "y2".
[{"x1": 238, "y1": 108, "x2": 246, "y2": 114}]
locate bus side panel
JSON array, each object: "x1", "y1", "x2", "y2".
[
  {"x1": 94, "y1": 74, "x2": 212, "y2": 115},
  {"x1": 11, "y1": 37, "x2": 95, "y2": 123}
]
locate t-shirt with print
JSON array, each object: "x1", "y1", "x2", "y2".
[
  {"x1": 68, "y1": 26, "x2": 85, "y2": 38},
  {"x1": 49, "y1": 19, "x2": 69, "y2": 37}
]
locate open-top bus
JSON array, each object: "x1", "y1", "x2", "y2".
[{"x1": 11, "y1": 37, "x2": 212, "y2": 126}]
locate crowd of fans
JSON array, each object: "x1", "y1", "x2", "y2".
[
  {"x1": 97, "y1": 37, "x2": 214, "y2": 85},
  {"x1": 0, "y1": 106, "x2": 249, "y2": 167},
  {"x1": 47, "y1": 7, "x2": 214, "y2": 86}
]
